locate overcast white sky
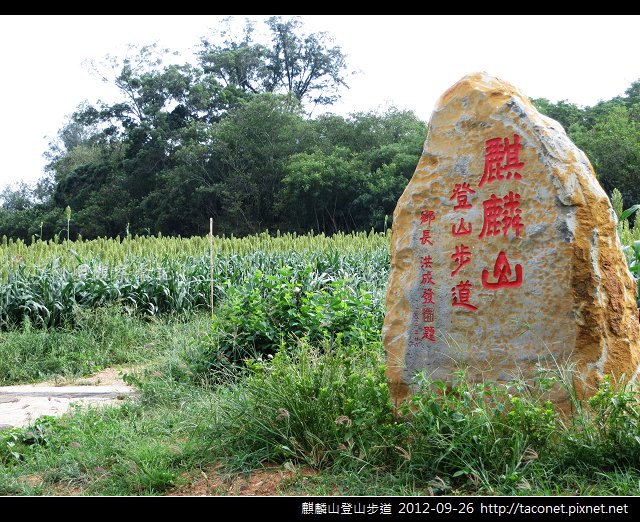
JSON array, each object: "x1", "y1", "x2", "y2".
[{"x1": 1, "y1": 14, "x2": 639, "y2": 192}]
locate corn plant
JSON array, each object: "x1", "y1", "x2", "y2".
[{"x1": 0, "y1": 230, "x2": 390, "y2": 330}]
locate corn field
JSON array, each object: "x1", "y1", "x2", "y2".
[
  {"x1": 0, "y1": 231, "x2": 391, "y2": 329},
  {"x1": 2, "y1": 216, "x2": 639, "y2": 331}
]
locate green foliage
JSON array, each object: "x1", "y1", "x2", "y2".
[
  {"x1": 402, "y1": 370, "x2": 560, "y2": 491},
  {"x1": 208, "y1": 93, "x2": 309, "y2": 234},
  {"x1": 198, "y1": 16, "x2": 350, "y2": 107},
  {"x1": 192, "y1": 344, "x2": 640, "y2": 494},
  {"x1": 570, "y1": 104, "x2": 640, "y2": 206},
  {"x1": 623, "y1": 240, "x2": 640, "y2": 291},
  {"x1": 280, "y1": 149, "x2": 370, "y2": 233},
  {"x1": 0, "y1": 398, "x2": 213, "y2": 495},
  {"x1": 189, "y1": 265, "x2": 383, "y2": 381},
  {"x1": 612, "y1": 188, "x2": 640, "y2": 305},
  {"x1": 561, "y1": 376, "x2": 640, "y2": 470},
  {"x1": 532, "y1": 98, "x2": 585, "y2": 131},
  {"x1": 535, "y1": 91, "x2": 640, "y2": 211},
  {"x1": 0, "y1": 315, "x2": 212, "y2": 494},
  {"x1": 0, "y1": 256, "x2": 212, "y2": 329}
]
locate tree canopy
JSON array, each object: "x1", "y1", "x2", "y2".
[
  {"x1": 2, "y1": 16, "x2": 639, "y2": 242},
  {"x1": 0, "y1": 16, "x2": 424, "y2": 241}
]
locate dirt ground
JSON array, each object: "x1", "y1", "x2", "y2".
[
  {"x1": 8, "y1": 366, "x2": 135, "y2": 389},
  {"x1": 166, "y1": 463, "x2": 319, "y2": 496}
]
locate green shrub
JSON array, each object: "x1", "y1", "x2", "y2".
[
  {"x1": 188, "y1": 266, "x2": 383, "y2": 381},
  {"x1": 613, "y1": 187, "x2": 640, "y2": 306},
  {"x1": 560, "y1": 375, "x2": 640, "y2": 469}
]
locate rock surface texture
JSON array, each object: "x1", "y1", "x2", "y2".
[{"x1": 383, "y1": 72, "x2": 640, "y2": 406}]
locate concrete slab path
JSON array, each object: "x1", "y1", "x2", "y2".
[{"x1": 0, "y1": 369, "x2": 136, "y2": 430}]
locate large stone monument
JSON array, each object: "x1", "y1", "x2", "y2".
[{"x1": 383, "y1": 72, "x2": 640, "y2": 406}]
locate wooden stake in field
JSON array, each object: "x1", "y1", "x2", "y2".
[{"x1": 209, "y1": 217, "x2": 215, "y2": 319}]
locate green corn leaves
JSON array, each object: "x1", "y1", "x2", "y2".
[{"x1": 0, "y1": 231, "x2": 390, "y2": 330}]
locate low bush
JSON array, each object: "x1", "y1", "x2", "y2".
[{"x1": 187, "y1": 266, "x2": 383, "y2": 382}]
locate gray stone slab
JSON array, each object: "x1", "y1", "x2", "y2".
[{"x1": 0, "y1": 384, "x2": 136, "y2": 429}]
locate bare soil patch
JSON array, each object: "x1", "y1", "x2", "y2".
[{"x1": 167, "y1": 463, "x2": 318, "y2": 496}]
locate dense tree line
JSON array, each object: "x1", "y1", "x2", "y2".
[
  {"x1": 1, "y1": 16, "x2": 638, "y2": 242},
  {"x1": 0, "y1": 16, "x2": 424, "y2": 241}
]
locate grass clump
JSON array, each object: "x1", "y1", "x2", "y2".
[
  {"x1": 204, "y1": 339, "x2": 396, "y2": 473},
  {"x1": 399, "y1": 370, "x2": 561, "y2": 494},
  {"x1": 0, "y1": 306, "x2": 208, "y2": 385},
  {"x1": 0, "y1": 397, "x2": 217, "y2": 495}
]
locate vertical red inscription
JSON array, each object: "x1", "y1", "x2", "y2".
[
  {"x1": 448, "y1": 180, "x2": 477, "y2": 310},
  {"x1": 418, "y1": 209, "x2": 437, "y2": 343}
]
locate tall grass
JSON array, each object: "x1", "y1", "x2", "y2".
[{"x1": 0, "y1": 230, "x2": 389, "y2": 272}]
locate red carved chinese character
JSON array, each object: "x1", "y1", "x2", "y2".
[
  {"x1": 422, "y1": 288, "x2": 435, "y2": 305},
  {"x1": 481, "y1": 251, "x2": 523, "y2": 289},
  {"x1": 451, "y1": 244, "x2": 472, "y2": 277},
  {"x1": 420, "y1": 229, "x2": 433, "y2": 246},
  {"x1": 422, "y1": 326, "x2": 436, "y2": 342},
  {"x1": 421, "y1": 272, "x2": 436, "y2": 285},
  {"x1": 422, "y1": 307, "x2": 434, "y2": 322},
  {"x1": 452, "y1": 217, "x2": 472, "y2": 236},
  {"x1": 479, "y1": 134, "x2": 524, "y2": 187},
  {"x1": 478, "y1": 194, "x2": 503, "y2": 239},
  {"x1": 501, "y1": 191, "x2": 524, "y2": 237},
  {"x1": 479, "y1": 192, "x2": 525, "y2": 239},
  {"x1": 451, "y1": 280, "x2": 478, "y2": 311},
  {"x1": 449, "y1": 182, "x2": 476, "y2": 210},
  {"x1": 420, "y1": 256, "x2": 433, "y2": 269},
  {"x1": 502, "y1": 134, "x2": 525, "y2": 180},
  {"x1": 420, "y1": 210, "x2": 436, "y2": 226}
]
